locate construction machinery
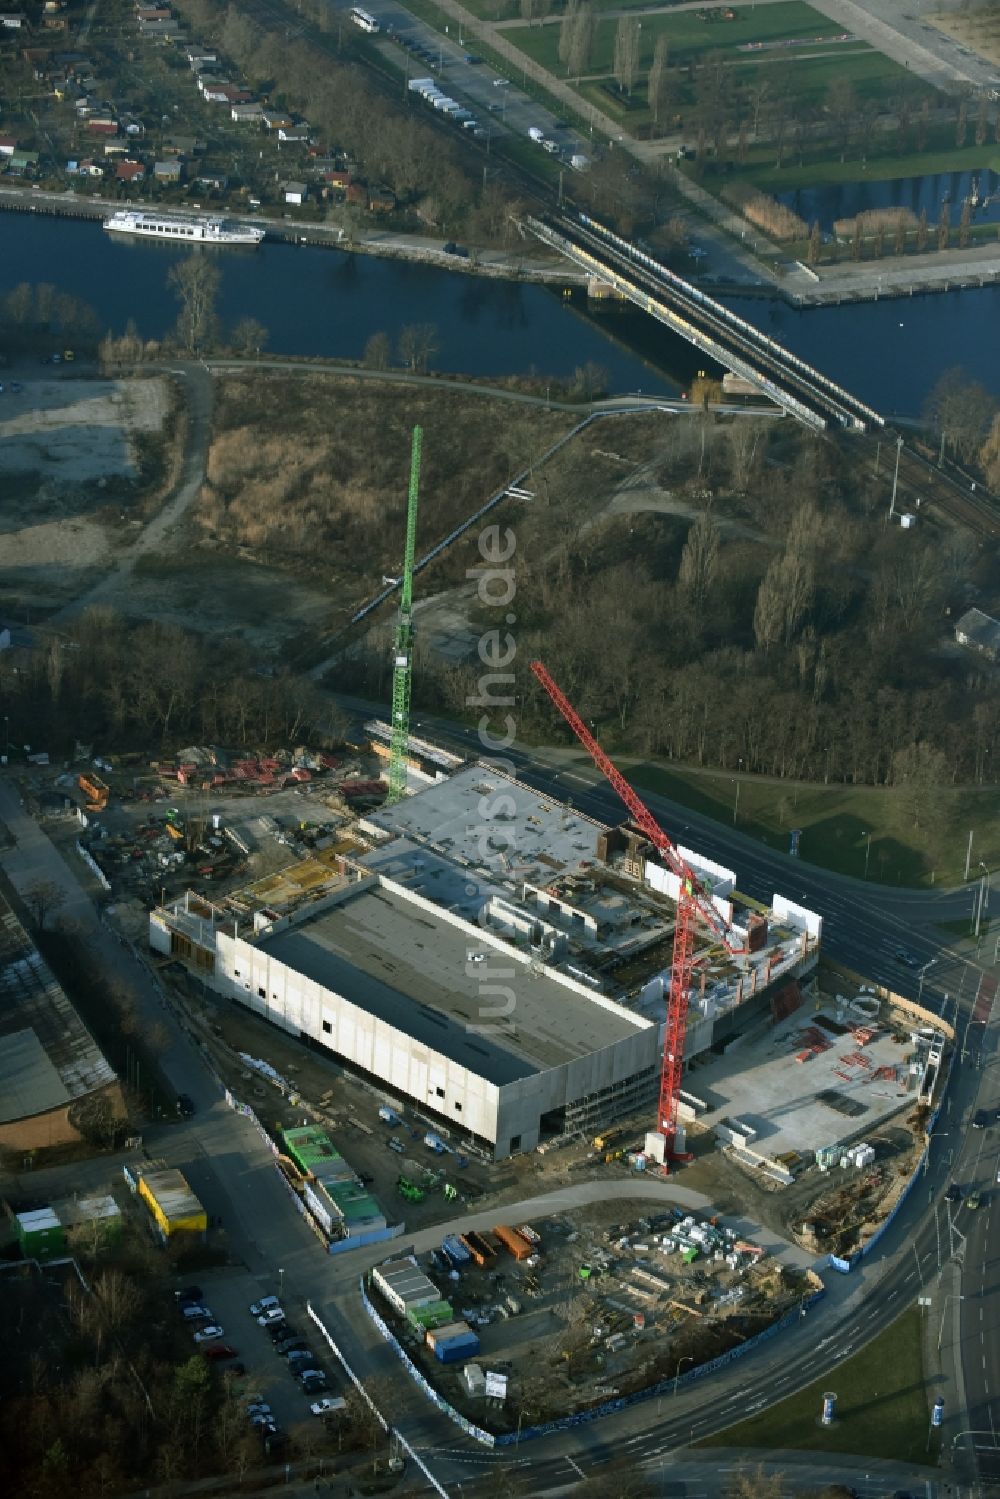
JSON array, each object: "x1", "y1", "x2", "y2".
[
  {"x1": 78, "y1": 772, "x2": 109, "y2": 811},
  {"x1": 529, "y1": 660, "x2": 747, "y2": 1161},
  {"x1": 387, "y1": 426, "x2": 423, "y2": 804}
]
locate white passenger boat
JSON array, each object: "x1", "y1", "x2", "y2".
[{"x1": 103, "y1": 209, "x2": 264, "y2": 246}]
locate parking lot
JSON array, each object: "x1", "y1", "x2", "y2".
[{"x1": 171, "y1": 1267, "x2": 341, "y2": 1436}]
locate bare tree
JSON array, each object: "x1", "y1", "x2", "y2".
[
  {"x1": 678, "y1": 509, "x2": 719, "y2": 606},
  {"x1": 567, "y1": 2, "x2": 594, "y2": 79},
  {"x1": 647, "y1": 36, "x2": 673, "y2": 129},
  {"x1": 23, "y1": 879, "x2": 66, "y2": 931},
  {"x1": 231, "y1": 316, "x2": 268, "y2": 356},
  {"x1": 397, "y1": 322, "x2": 438, "y2": 372},
  {"x1": 558, "y1": 0, "x2": 580, "y2": 68},
  {"x1": 613, "y1": 17, "x2": 641, "y2": 95},
  {"x1": 363, "y1": 330, "x2": 392, "y2": 369},
  {"x1": 168, "y1": 254, "x2": 220, "y2": 355}
]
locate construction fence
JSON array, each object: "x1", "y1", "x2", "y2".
[{"x1": 359, "y1": 1268, "x2": 826, "y2": 1448}]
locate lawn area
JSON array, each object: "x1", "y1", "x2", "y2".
[
  {"x1": 599, "y1": 758, "x2": 1000, "y2": 888},
  {"x1": 505, "y1": 1, "x2": 843, "y2": 77},
  {"x1": 734, "y1": 134, "x2": 1000, "y2": 189},
  {"x1": 702, "y1": 1307, "x2": 934, "y2": 1465}
]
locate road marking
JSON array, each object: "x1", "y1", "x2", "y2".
[{"x1": 564, "y1": 1457, "x2": 585, "y2": 1480}]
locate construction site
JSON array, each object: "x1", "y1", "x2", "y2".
[
  {"x1": 367, "y1": 1197, "x2": 823, "y2": 1431},
  {"x1": 11, "y1": 427, "x2": 947, "y2": 1261}
]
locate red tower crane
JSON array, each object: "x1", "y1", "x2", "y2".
[{"x1": 530, "y1": 660, "x2": 746, "y2": 1157}]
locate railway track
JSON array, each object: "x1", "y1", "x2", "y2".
[
  {"x1": 532, "y1": 213, "x2": 885, "y2": 434},
  {"x1": 895, "y1": 444, "x2": 1000, "y2": 539}
]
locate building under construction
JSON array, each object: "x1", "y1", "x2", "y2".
[{"x1": 149, "y1": 761, "x2": 820, "y2": 1159}]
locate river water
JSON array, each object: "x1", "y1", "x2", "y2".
[{"x1": 3, "y1": 211, "x2": 999, "y2": 412}]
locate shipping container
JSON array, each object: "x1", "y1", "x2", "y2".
[
  {"x1": 16, "y1": 1207, "x2": 66, "y2": 1260},
  {"x1": 441, "y1": 1234, "x2": 471, "y2": 1266},
  {"x1": 459, "y1": 1230, "x2": 496, "y2": 1267},
  {"x1": 433, "y1": 1334, "x2": 481, "y2": 1364},
  {"x1": 137, "y1": 1168, "x2": 207, "y2": 1241},
  {"x1": 493, "y1": 1224, "x2": 532, "y2": 1261}
]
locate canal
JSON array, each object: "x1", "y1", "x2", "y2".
[{"x1": 3, "y1": 211, "x2": 999, "y2": 412}]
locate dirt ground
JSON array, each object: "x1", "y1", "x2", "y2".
[
  {"x1": 930, "y1": 9, "x2": 1000, "y2": 69},
  {"x1": 0, "y1": 374, "x2": 172, "y2": 606}
]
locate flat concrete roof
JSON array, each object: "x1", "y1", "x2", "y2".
[
  {"x1": 362, "y1": 764, "x2": 606, "y2": 888},
  {"x1": 259, "y1": 885, "x2": 647, "y2": 1084},
  {"x1": 0, "y1": 894, "x2": 115, "y2": 1123},
  {"x1": 359, "y1": 837, "x2": 504, "y2": 922},
  {"x1": 692, "y1": 1004, "x2": 914, "y2": 1163}
]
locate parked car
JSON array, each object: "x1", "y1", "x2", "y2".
[
  {"x1": 175, "y1": 1285, "x2": 204, "y2": 1303},
  {"x1": 267, "y1": 1321, "x2": 292, "y2": 1343},
  {"x1": 299, "y1": 1369, "x2": 328, "y2": 1390},
  {"x1": 203, "y1": 1343, "x2": 238, "y2": 1362},
  {"x1": 182, "y1": 1305, "x2": 214, "y2": 1322},
  {"x1": 176, "y1": 1093, "x2": 196, "y2": 1117},
  {"x1": 310, "y1": 1397, "x2": 346, "y2": 1417},
  {"x1": 973, "y1": 1109, "x2": 990, "y2": 1129},
  {"x1": 193, "y1": 1325, "x2": 225, "y2": 1343},
  {"x1": 287, "y1": 1351, "x2": 314, "y2": 1370},
  {"x1": 246, "y1": 1402, "x2": 273, "y2": 1419},
  {"x1": 257, "y1": 1307, "x2": 285, "y2": 1326},
  {"x1": 249, "y1": 1296, "x2": 281, "y2": 1318},
  {"x1": 276, "y1": 1336, "x2": 308, "y2": 1355}
]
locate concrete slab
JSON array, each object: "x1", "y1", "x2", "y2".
[{"x1": 690, "y1": 1004, "x2": 913, "y2": 1164}]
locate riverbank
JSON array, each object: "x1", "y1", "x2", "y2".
[
  {"x1": 8, "y1": 184, "x2": 1000, "y2": 310},
  {"x1": 0, "y1": 185, "x2": 585, "y2": 288}
]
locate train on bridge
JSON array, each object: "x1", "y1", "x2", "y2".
[{"x1": 528, "y1": 214, "x2": 884, "y2": 434}]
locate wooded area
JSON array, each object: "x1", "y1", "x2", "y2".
[{"x1": 343, "y1": 400, "x2": 1000, "y2": 812}]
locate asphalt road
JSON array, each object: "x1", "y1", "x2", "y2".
[
  {"x1": 0, "y1": 748, "x2": 990, "y2": 1494},
  {"x1": 367, "y1": 0, "x2": 593, "y2": 170}
]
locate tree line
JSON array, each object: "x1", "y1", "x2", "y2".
[{"x1": 0, "y1": 606, "x2": 345, "y2": 759}]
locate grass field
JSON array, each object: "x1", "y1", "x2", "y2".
[
  {"x1": 739, "y1": 135, "x2": 1000, "y2": 190},
  {"x1": 506, "y1": 1, "x2": 843, "y2": 77},
  {"x1": 600, "y1": 758, "x2": 1000, "y2": 889},
  {"x1": 703, "y1": 1308, "x2": 933, "y2": 1464}
]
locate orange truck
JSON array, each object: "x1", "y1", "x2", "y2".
[{"x1": 493, "y1": 1224, "x2": 532, "y2": 1261}]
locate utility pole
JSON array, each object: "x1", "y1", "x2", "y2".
[
  {"x1": 387, "y1": 427, "x2": 423, "y2": 803},
  {"x1": 965, "y1": 830, "x2": 974, "y2": 881},
  {"x1": 889, "y1": 434, "x2": 903, "y2": 520}
]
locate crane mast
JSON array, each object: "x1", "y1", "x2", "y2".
[
  {"x1": 387, "y1": 426, "x2": 423, "y2": 804},
  {"x1": 529, "y1": 659, "x2": 743, "y2": 1155}
]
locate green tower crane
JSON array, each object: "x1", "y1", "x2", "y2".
[{"x1": 387, "y1": 425, "x2": 423, "y2": 803}]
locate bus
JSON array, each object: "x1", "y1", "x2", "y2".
[{"x1": 350, "y1": 7, "x2": 379, "y2": 32}]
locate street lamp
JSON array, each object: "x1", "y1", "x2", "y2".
[
  {"x1": 733, "y1": 757, "x2": 743, "y2": 825},
  {"x1": 918, "y1": 957, "x2": 937, "y2": 1005},
  {"x1": 673, "y1": 1354, "x2": 695, "y2": 1397},
  {"x1": 861, "y1": 829, "x2": 871, "y2": 880},
  {"x1": 278, "y1": 1267, "x2": 285, "y2": 1300}
]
